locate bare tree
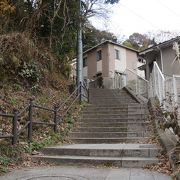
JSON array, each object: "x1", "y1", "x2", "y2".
[{"x1": 146, "y1": 30, "x2": 180, "y2": 44}]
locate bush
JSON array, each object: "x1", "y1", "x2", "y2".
[{"x1": 19, "y1": 62, "x2": 41, "y2": 83}]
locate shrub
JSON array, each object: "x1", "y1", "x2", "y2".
[{"x1": 19, "y1": 62, "x2": 41, "y2": 83}]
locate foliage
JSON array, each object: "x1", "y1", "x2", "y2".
[
  {"x1": 122, "y1": 41, "x2": 134, "y2": 49},
  {"x1": 123, "y1": 32, "x2": 155, "y2": 51},
  {"x1": 0, "y1": 32, "x2": 69, "y2": 85},
  {"x1": 0, "y1": 0, "x2": 15, "y2": 15},
  {"x1": 0, "y1": 156, "x2": 10, "y2": 173},
  {"x1": 0, "y1": 0, "x2": 121, "y2": 82},
  {"x1": 83, "y1": 23, "x2": 117, "y2": 51},
  {"x1": 0, "y1": 144, "x2": 23, "y2": 174},
  {"x1": 24, "y1": 136, "x2": 55, "y2": 154},
  {"x1": 0, "y1": 33, "x2": 39, "y2": 83},
  {"x1": 19, "y1": 62, "x2": 41, "y2": 83},
  {"x1": 123, "y1": 31, "x2": 180, "y2": 51},
  {"x1": 172, "y1": 166, "x2": 180, "y2": 180},
  {"x1": 24, "y1": 129, "x2": 71, "y2": 154}
]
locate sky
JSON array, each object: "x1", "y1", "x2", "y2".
[{"x1": 89, "y1": 0, "x2": 180, "y2": 39}]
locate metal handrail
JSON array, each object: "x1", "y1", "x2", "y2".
[
  {"x1": 0, "y1": 113, "x2": 14, "y2": 117},
  {"x1": 57, "y1": 84, "x2": 80, "y2": 111},
  {"x1": 154, "y1": 62, "x2": 165, "y2": 81},
  {"x1": 126, "y1": 68, "x2": 149, "y2": 83},
  {"x1": 17, "y1": 121, "x2": 30, "y2": 136},
  {"x1": 0, "y1": 82, "x2": 89, "y2": 145},
  {"x1": 33, "y1": 104, "x2": 55, "y2": 112},
  {"x1": 32, "y1": 121, "x2": 55, "y2": 126},
  {"x1": 0, "y1": 134, "x2": 13, "y2": 138},
  {"x1": 18, "y1": 105, "x2": 29, "y2": 116},
  {"x1": 61, "y1": 94, "x2": 80, "y2": 120}
]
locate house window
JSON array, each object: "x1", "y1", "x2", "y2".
[
  {"x1": 115, "y1": 49, "x2": 120, "y2": 60},
  {"x1": 83, "y1": 57, "x2": 87, "y2": 67},
  {"x1": 96, "y1": 50, "x2": 102, "y2": 61}
]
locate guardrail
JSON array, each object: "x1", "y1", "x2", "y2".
[
  {"x1": 125, "y1": 69, "x2": 149, "y2": 99},
  {"x1": 149, "y1": 62, "x2": 165, "y2": 105},
  {"x1": 0, "y1": 82, "x2": 88, "y2": 145}
]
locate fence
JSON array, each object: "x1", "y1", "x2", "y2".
[
  {"x1": 149, "y1": 62, "x2": 165, "y2": 105},
  {"x1": 163, "y1": 75, "x2": 176, "y2": 109},
  {"x1": 150, "y1": 62, "x2": 180, "y2": 107},
  {"x1": 125, "y1": 68, "x2": 149, "y2": 98},
  {"x1": 88, "y1": 70, "x2": 148, "y2": 98},
  {"x1": 0, "y1": 82, "x2": 88, "y2": 145},
  {"x1": 149, "y1": 63, "x2": 180, "y2": 139},
  {"x1": 172, "y1": 75, "x2": 180, "y2": 105},
  {"x1": 89, "y1": 75, "x2": 126, "y2": 89}
]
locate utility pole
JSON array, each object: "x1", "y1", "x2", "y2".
[{"x1": 77, "y1": 0, "x2": 83, "y2": 101}]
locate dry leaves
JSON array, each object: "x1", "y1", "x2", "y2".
[{"x1": 144, "y1": 155, "x2": 172, "y2": 175}]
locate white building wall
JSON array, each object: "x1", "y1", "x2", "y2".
[
  {"x1": 137, "y1": 61, "x2": 145, "y2": 78},
  {"x1": 83, "y1": 67, "x2": 87, "y2": 78},
  {"x1": 97, "y1": 60, "x2": 102, "y2": 73},
  {"x1": 114, "y1": 46, "x2": 127, "y2": 73}
]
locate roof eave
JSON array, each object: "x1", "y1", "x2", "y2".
[
  {"x1": 83, "y1": 40, "x2": 138, "y2": 54},
  {"x1": 139, "y1": 48, "x2": 154, "y2": 55}
]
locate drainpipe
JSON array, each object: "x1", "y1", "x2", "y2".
[{"x1": 157, "y1": 46, "x2": 164, "y2": 73}]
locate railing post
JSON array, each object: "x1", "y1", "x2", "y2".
[
  {"x1": 28, "y1": 99, "x2": 33, "y2": 143},
  {"x1": 53, "y1": 105, "x2": 58, "y2": 133},
  {"x1": 87, "y1": 88, "x2": 89, "y2": 103},
  {"x1": 12, "y1": 109, "x2": 18, "y2": 145},
  {"x1": 79, "y1": 81, "x2": 82, "y2": 103}
]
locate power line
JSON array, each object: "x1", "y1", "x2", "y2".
[
  {"x1": 157, "y1": 0, "x2": 180, "y2": 19},
  {"x1": 118, "y1": 2, "x2": 159, "y2": 29}
]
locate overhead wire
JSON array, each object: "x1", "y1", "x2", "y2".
[
  {"x1": 118, "y1": 2, "x2": 159, "y2": 29},
  {"x1": 156, "y1": 0, "x2": 180, "y2": 19},
  {"x1": 90, "y1": 0, "x2": 180, "y2": 37}
]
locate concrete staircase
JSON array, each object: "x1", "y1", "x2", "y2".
[{"x1": 34, "y1": 88, "x2": 161, "y2": 167}]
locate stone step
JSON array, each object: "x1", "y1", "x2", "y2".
[
  {"x1": 77, "y1": 122, "x2": 149, "y2": 127},
  {"x1": 33, "y1": 155, "x2": 159, "y2": 168},
  {"x1": 82, "y1": 114, "x2": 146, "y2": 119},
  {"x1": 73, "y1": 127, "x2": 149, "y2": 132},
  {"x1": 89, "y1": 90, "x2": 127, "y2": 93},
  {"x1": 89, "y1": 93, "x2": 130, "y2": 96},
  {"x1": 89, "y1": 95, "x2": 134, "y2": 97},
  {"x1": 89, "y1": 104, "x2": 138, "y2": 106},
  {"x1": 40, "y1": 144, "x2": 161, "y2": 158},
  {"x1": 89, "y1": 99, "x2": 133, "y2": 101},
  {"x1": 89, "y1": 97, "x2": 136, "y2": 101},
  {"x1": 82, "y1": 107, "x2": 148, "y2": 114},
  {"x1": 86, "y1": 104, "x2": 144, "y2": 108},
  {"x1": 82, "y1": 110, "x2": 146, "y2": 114},
  {"x1": 69, "y1": 132, "x2": 149, "y2": 138},
  {"x1": 89, "y1": 91, "x2": 123, "y2": 93},
  {"x1": 90, "y1": 101, "x2": 137, "y2": 104},
  {"x1": 89, "y1": 97, "x2": 132, "y2": 100},
  {"x1": 70, "y1": 137, "x2": 149, "y2": 143},
  {"x1": 79, "y1": 118, "x2": 147, "y2": 123}
]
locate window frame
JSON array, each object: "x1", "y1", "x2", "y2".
[
  {"x1": 96, "y1": 50, "x2": 102, "y2": 61},
  {"x1": 115, "y1": 49, "x2": 120, "y2": 60},
  {"x1": 83, "y1": 57, "x2": 88, "y2": 67}
]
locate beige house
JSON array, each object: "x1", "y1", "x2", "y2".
[{"x1": 72, "y1": 40, "x2": 144, "y2": 80}]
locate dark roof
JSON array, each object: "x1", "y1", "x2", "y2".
[
  {"x1": 84, "y1": 40, "x2": 139, "y2": 54},
  {"x1": 139, "y1": 36, "x2": 180, "y2": 55}
]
